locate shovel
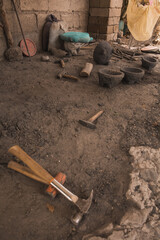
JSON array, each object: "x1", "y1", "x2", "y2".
[{"x1": 9, "y1": 145, "x2": 93, "y2": 214}]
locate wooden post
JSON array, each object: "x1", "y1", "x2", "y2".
[{"x1": 0, "y1": 0, "x2": 14, "y2": 47}]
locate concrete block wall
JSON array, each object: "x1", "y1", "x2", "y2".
[
  {"x1": 88, "y1": 0, "x2": 123, "y2": 41},
  {"x1": 0, "y1": 0, "x2": 89, "y2": 58}
]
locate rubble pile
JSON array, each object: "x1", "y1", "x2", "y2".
[{"x1": 83, "y1": 146, "x2": 160, "y2": 240}]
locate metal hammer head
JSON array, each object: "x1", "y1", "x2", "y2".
[
  {"x1": 75, "y1": 190, "x2": 93, "y2": 214},
  {"x1": 79, "y1": 120, "x2": 96, "y2": 129}
]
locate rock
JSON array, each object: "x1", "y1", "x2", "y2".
[
  {"x1": 107, "y1": 230, "x2": 124, "y2": 240},
  {"x1": 93, "y1": 41, "x2": 112, "y2": 65},
  {"x1": 120, "y1": 208, "x2": 152, "y2": 228},
  {"x1": 41, "y1": 56, "x2": 50, "y2": 62},
  {"x1": 50, "y1": 48, "x2": 67, "y2": 58},
  {"x1": 88, "y1": 237, "x2": 107, "y2": 240},
  {"x1": 126, "y1": 173, "x2": 153, "y2": 209},
  {"x1": 140, "y1": 168, "x2": 158, "y2": 183},
  {"x1": 96, "y1": 223, "x2": 113, "y2": 236},
  {"x1": 4, "y1": 47, "x2": 23, "y2": 61},
  {"x1": 124, "y1": 229, "x2": 138, "y2": 240}
]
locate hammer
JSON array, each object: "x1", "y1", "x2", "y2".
[
  {"x1": 79, "y1": 110, "x2": 104, "y2": 129},
  {"x1": 57, "y1": 72, "x2": 79, "y2": 82},
  {"x1": 8, "y1": 145, "x2": 93, "y2": 223},
  {"x1": 8, "y1": 160, "x2": 66, "y2": 198}
]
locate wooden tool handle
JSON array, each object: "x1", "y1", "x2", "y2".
[
  {"x1": 80, "y1": 63, "x2": 93, "y2": 77},
  {"x1": 63, "y1": 74, "x2": 79, "y2": 81},
  {"x1": 8, "y1": 145, "x2": 53, "y2": 184},
  {"x1": 0, "y1": 0, "x2": 14, "y2": 48},
  {"x1": 60, "y1": 60, "x2": 65, "y2": 68},
  {"x1": 88, "y1": 110, "x2": 104, "y2": 123},
  {"x1": 8, "y1": 161, "x2": 48, "y2": 184}
]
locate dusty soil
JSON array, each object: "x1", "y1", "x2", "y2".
[{"x1": 0, "y1": 47, "x2": 160, "y2": 240}]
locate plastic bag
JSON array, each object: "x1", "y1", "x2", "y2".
[
  {"x1": 60, "y1": 32, "x2": 93, "y2": 43},
  {"x1": 127, "y1": 0, "x2": 160, "y2": 41}
]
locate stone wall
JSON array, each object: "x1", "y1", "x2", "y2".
[
  {"x1": 0, "y1": 0, "x2": 89, "y2": 57},
  {"x1": 88, "y1": 0, "x2": 123, "y2": 41}
]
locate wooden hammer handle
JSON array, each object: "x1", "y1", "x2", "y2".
[
  {"x1": 88, "y1": 110, "x2": 104, "y2": 123},
  {"x1": 8, "y1": 161, "x2": 48, "y2": 184},
  {"x1": 8, "y1": 145, "x2": 53, "y2": 184}
]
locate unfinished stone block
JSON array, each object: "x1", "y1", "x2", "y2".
[{"x1": 21, "y1": 0, "x2": 48, "y2": 11}]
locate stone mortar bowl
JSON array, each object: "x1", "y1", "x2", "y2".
[
  {"x1": 98, "y1": 69, "x2": 124, "y2": 88},
  {"x1": 142, "y1": 56, "x2": 158, "y2": 71},
  {"x1": 121, "y1": 67, "x2": 145, "y2": 84}
]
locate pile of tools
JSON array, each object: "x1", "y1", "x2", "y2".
[
  {"x1": 8, "y1": 145, "x2": 93, "y2": 225},
  {"x1": 8, "y1": 111, "x2": 104, "y2": 225}
]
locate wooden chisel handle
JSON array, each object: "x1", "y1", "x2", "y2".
[
  {"x1": 8, "y1": 161, "x2": 48, "y2": 184},
  {"x1": 8, "y1": 145, "x2": 53, "y2": 184}
]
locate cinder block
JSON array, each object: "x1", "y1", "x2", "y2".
[
  {"x1": 72, "y1": 0, "x2": 89, "y2": 11},
  {"x1": 106, "y1": 25, "x2": 114, "y2": 34},
  {"x1": 110, "y1": 0, "x2": 123, "y2": 8},
  {"x1": 7, "y1": 12, "x2": 37, "y2": 34},
  {"x1": 99, "y1": 17, "x2": 108, "y2": 26},
  {"x1": 89, "y1": 16, "x2": 99, "y2": 25},
  {"x1": 114, "y1": 24, "x2": 119, "y2": 32},
  {"x1": 109, "y1": 8, "x2": 121, "y2": 17},
  {"x1": 79, "y1": 12, "x2": 89, "y2": 31},
  {"x1": 108, "y1": 16, "x2": 120, "y2": 25},
  {"x1": 100, "y1": 0, "x2": 110, "y2": 8},
  {"x1": 99, "y1": 33, "x2": 107, "y2": 40},
  {"x1": 21, "y1": 0, "x2": 48, "y2": 11},
  {"x1": 90, "y1": 0, "x2": 100, "y2": 8},
  {"x1": 99, "y1": 25, "x2": 107, "y2": 34},
  {"x1": 4, "y1": 0, "x2": 15, "y2": 11},
  {"x1": 106, "y1": 32, "x2": 117, "y2": 41},
  {"x1": 49, "y1": 0, "x2": 70, "y2": 11},
  {"x1": 90, "y1": 8, "x2": 109, "y2": 17},
  {"x1": 88, "y1": 24, "x2": 99, "y2": 33}
]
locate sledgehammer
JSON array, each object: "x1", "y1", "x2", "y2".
[{"x1": 9, "y1": 145, "x2": 93, "y2": 216}]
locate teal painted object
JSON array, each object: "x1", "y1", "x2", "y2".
[
  {"x1": 60, "y1": 32, "x2": 93, "y2": 43},
  {"x1": 119, "y1": 20, "x2": 124, "y2": 31}
]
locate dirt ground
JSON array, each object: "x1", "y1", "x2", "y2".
[{"x1": 0, "y1": 46, "x2": 160, "y2": 240}]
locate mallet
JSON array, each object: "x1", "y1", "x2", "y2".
[{"x1": 79, "y1": 110, "x2": 104, "y2": 129}]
